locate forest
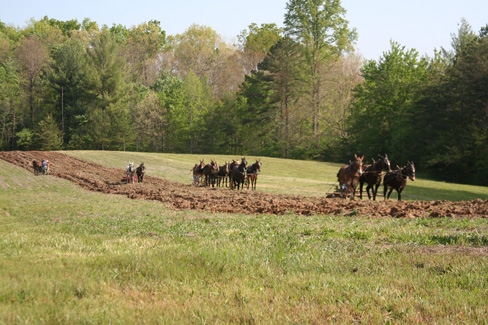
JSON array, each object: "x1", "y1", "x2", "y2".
[{"x1": 1, "y1": 0, "x2": 487, "y2": 185}]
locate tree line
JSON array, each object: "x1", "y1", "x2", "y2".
[{"x1": 1, "y1": 1, "x2": 487, "y2": 185}]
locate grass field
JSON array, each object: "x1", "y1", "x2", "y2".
[
  {"x1": 1, "y1": 152, "x2": 488, "y2": 323},
  {"x1": 63, "y1": 150, "x2": 488, "y2": 201}
]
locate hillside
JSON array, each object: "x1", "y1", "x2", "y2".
[{"x1": 1, "y1": 150, "x2": 487, "y2": 218}]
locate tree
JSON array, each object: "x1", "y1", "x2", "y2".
[
  {"x1": 255, "y1": 37, "x2": 303, "y2": 157},
  {"x1": 15, "y1": 34, "x2": 49, "y2": 129},
  {"x1": 349, "y1": 41, "x2": 428, "y2": 163},
  {"x1": 88, "y1": 28, "x2": 131, "y2": 150},
  {"x1": 150, "y1": 71, "x2": 185, "y2": 152},
  {"x1": 421, "y1": 26, "x2": 488, "y2": 184},
  {"x1": 441, "y1": 18, "x2": 477, "y2": 64},
  {"x1": 284, "y1": 0, "x2": 357, "y2": 149},
  {"x1": 49, "y1": 39, "x2": 92, "y2": 143},
  {"x1": 123, "y1": 21, "x2": 166, "y2": 85},
  {"x1": 237, "y1": 23, "x2": 283, "y2": 74},
  {"x1": 0, "y1": 59, "x2": 21, "y2": 150},
  {"x1": 319, "y1": 53, "x2": 363, "y2": 160},
  {"x1": 35, "y1": 114, "x2": 63, "y2": 150},
  {"x1": 181, "y1": 70, "x2": 213, "y2": 153}
]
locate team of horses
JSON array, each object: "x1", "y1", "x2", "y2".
[
  {"x1": 337, "y1": 153, "x2": 415, "y2": 201},
  {"x1": 125, "y1": 162, "x2": 145, "y2": 184},
  {"x1": 191, "y1": 158, "x2": 262, "y2": 190}
]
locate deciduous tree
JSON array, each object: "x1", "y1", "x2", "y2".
[{"x1": 284, "y1": 0, "x2": 357, "y2": 148}]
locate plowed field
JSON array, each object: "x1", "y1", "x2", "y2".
[{"x1": 1, "y1": 151, "x2": 487, "y2": 218}]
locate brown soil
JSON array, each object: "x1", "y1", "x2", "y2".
[{"x1": 1, "y1": 151, "x2": 487, "y2": 218}]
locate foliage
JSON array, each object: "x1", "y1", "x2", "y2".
[
  {"x1": 16, "y1": 128, "x2": 34, "y2": 149},
  {"x1": 0, "y1": 12, "x2": 487, "y2": 184},
  {"x1": 34, "y1": 114, "x2": 63, "y2": 150},
  {"x1": 349, "y1": 41, "x2": 429, "y2": 163},
  {"x1": 0, "y1": 59, "x2": 21, "y2": 150},
  {"x1": 284, "y1": 0, "x2": 358, "y2": 153}
]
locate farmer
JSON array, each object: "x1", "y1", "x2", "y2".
[{"x1": 41, "y1": 160, "x2": 49, "y2": 174}]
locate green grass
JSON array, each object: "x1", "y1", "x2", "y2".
[
  {"x1": 63, "y1": 150, "x2": 488, "y2": 201},
  {"x1": 1, "y1": 153, "x2": 488, "y2": 323}
]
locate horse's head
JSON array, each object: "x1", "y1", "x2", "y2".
[
  {"x1": 255, "y1": 159, "x2": 262, "y2": 172},
  {"x1": 406, "y1": 161, "x2": 415, "y2": 181},
  {"x1": 199, "y1": 159, "x2": 205, "y2": 168},
  {"x1": 353, "y1": 154, "x2": 364, "y2": 176},
  {"x1": 222, "y1": 162, "x2": 230, "y2": 173},
  {"x1": 378, "y1": 154, "x2": 392, "y2": 172}
]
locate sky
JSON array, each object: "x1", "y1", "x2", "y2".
[{"x1": 1, "y1": 0, "x2": 487, "y2": 61}]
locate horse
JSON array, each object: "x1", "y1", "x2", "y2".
[
  {"x1": 383, "y1": 161, "x2": 415, "y2": 201},
  {"x1": 126, "y1": 162, "x2": 136, "y2": 184},
  {"x1": 216, "y1": 162, "x2": 230, "y2": 187},
  {"x1": 228, "y1": 160, "x2": 239, "y2": 186},
  {"x1": 32, "y1": 160, "x2": 42, "y2": 175},
  {"x1": 230, "y1": 157, "x2": 247, "y2": 190},
  {"x1": 246, "y1": 159, "x2": 262, "y2": 190},
  {"x1": 359, "y1": 154, "x2": 391, "y2": 200},
  {"x1": 337, "y1": 154, "x2": 364, "y2": 198},
  {"x1": 136, "y1": 163, "x2": 145, "y2": 183},
  {"x1": 203, "y1": 159, "x2": 219, "y2": 187},
  {"x1": 191, "y1": 159, "x2": 205, "y2": 186}
]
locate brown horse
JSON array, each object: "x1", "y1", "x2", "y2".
[
  {"x1": 136, "y1": 163, "x2": 145, "y2": 183},
  {"x1": 246, "y1": 159, "x2": 262, "y2": 190},
  {"x1": 191, "y1": 159, "x2": 205, "y2": 186},
  {"x1": 203, "y1": 159, "x2": 219, "y2": 187},
  {"x1": 230, "y1": 157, "x2": 247, "y2": 190},
  {"x1": 216, "y1": 162, "x2": 230, "y2": 187},
  {"x1": 359, "y1": 154, "x2": 391, "y2": 200},
  {"x1": 32, "y1": 160, "x2": 42, "y2": 175},
  {"x1": 337, "y1": 154, "x2": 364, "y2": 198},
  {"x1": 383, "y1": 161, "x2": 415, "y2": 201}
]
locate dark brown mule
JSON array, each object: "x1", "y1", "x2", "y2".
[
  {"x1": 230, "y1": 157, "x2": 247, "y2": 190},
  {"x1": 246, "y1": 159, "x2": 262, "y2": 190},
  {"x1": 228, "y1": 160, "x2": 239, "y2": 187},
  {"x1": 203, "y1": 159, "x2": 219, "y2": 187},
  {"x1": 383, "y1": 161, "x2": 415, "y2": 201},
  {"x1": 337, "y1": 154, "x2": 364, "y2": 198},
  {"x1": 136, "y1": 163, "x2": 145, "y2": 183},
  {"x1": 216, "y1": 162, "x2": 230, "y2": 187},
  {"x1": 191, "y1": 159, "x2": 205, "y2": 186},
  {"x1": 32, "y1": 160, "x2": 42, "y2": 175},
  {"x1": 359, "y1": 154, "x2": 391, "y2": 200}
]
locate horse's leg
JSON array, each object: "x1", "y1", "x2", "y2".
[
  {"x1": 397, "y1": 188, "x2": 403, "y2": 201},
  {"x1": 359, "y1": 181, "x2": 364, "y2": 199},
  {"x1": 373, "y1": 184, "x2": 380, "y2": 201},
  {"x1": 386, "y1": 188, "x2": 394, "y2": 199},
  {"x1": 365, "y1": 184, "x2": 371, "y2": 200}
]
